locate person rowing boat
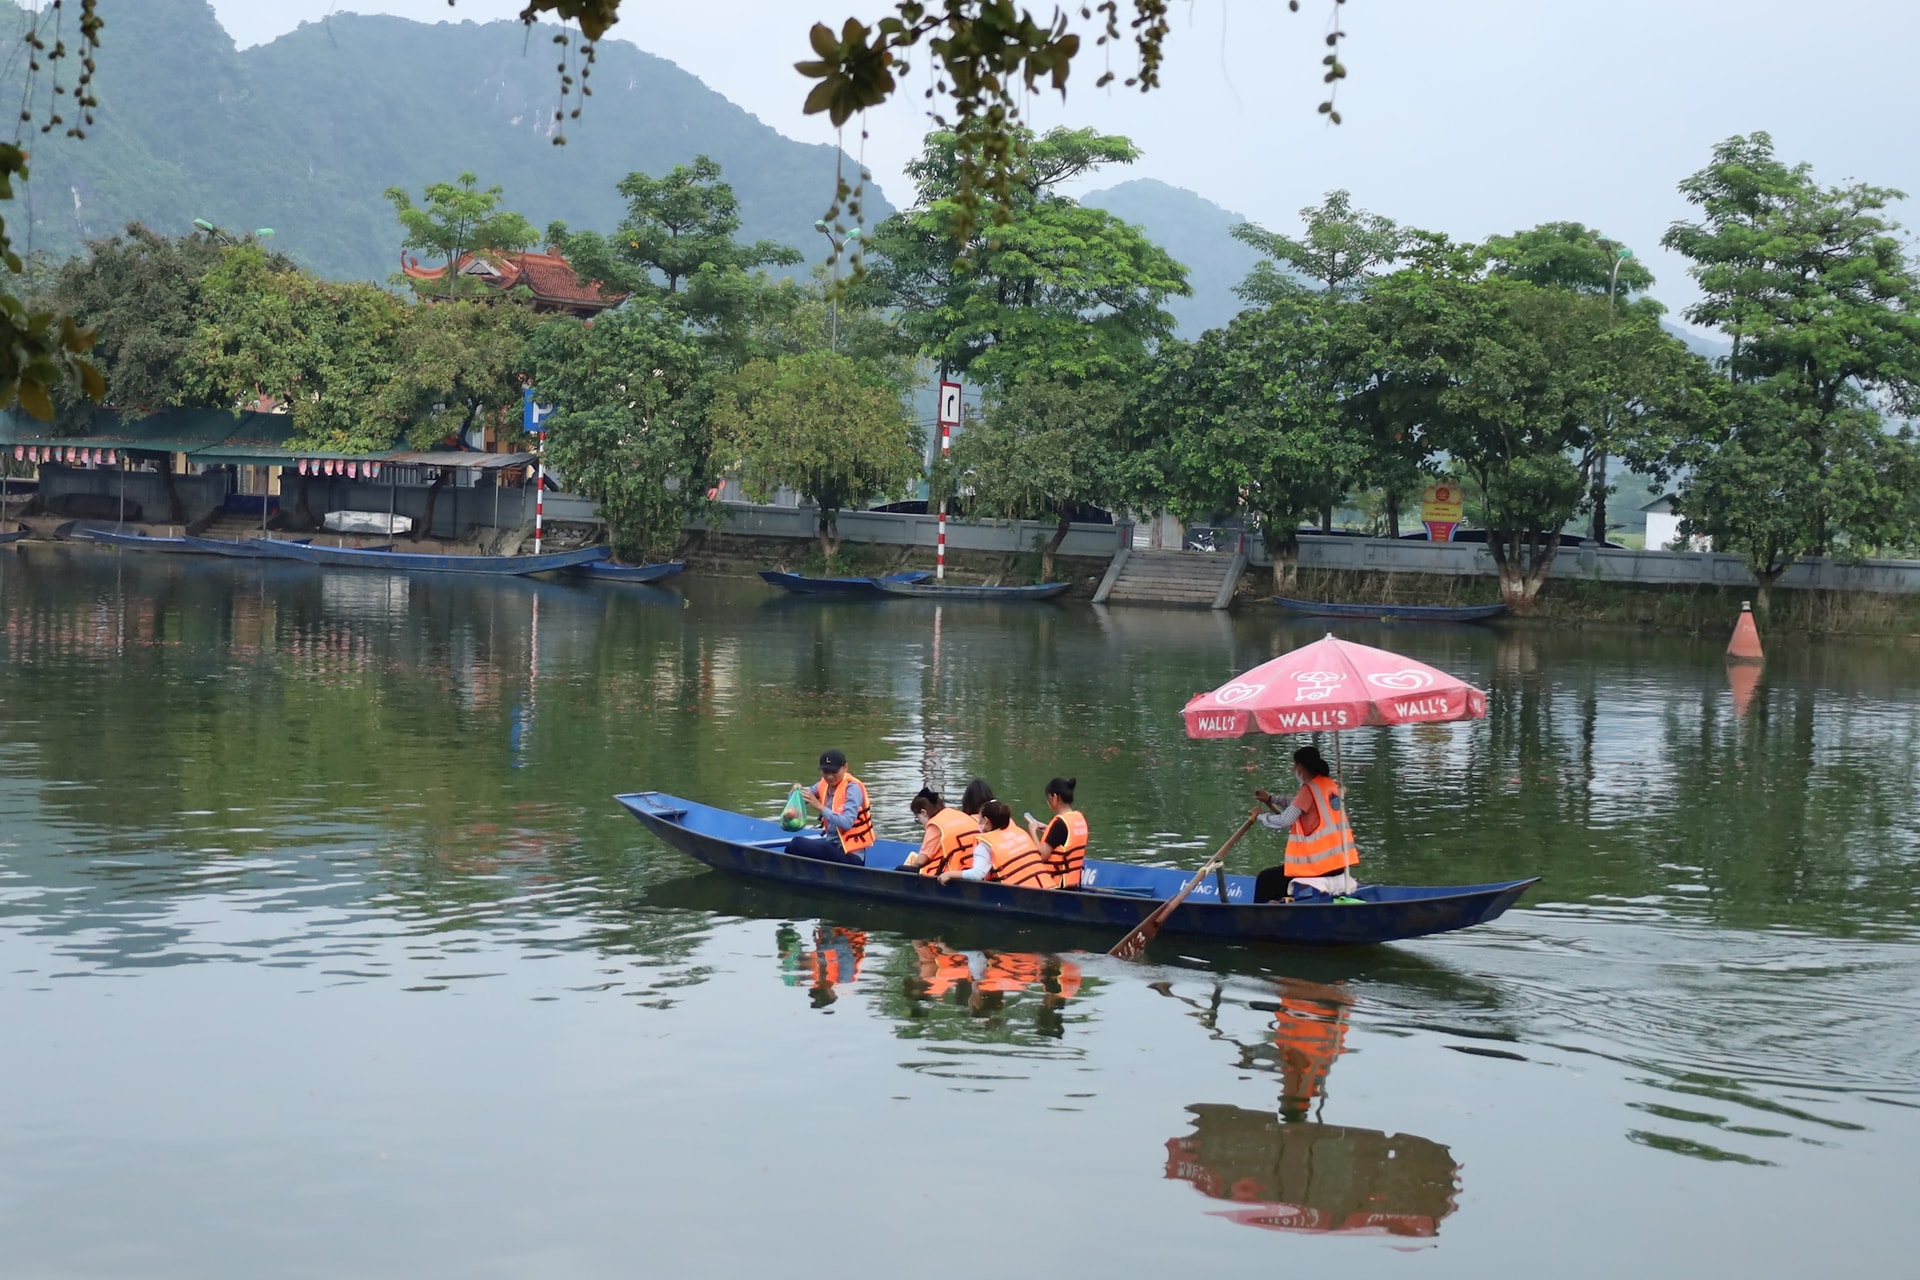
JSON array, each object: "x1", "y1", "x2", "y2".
[{"x1": 1251, "y1": 746, "x2": 1359, "y2": 903}]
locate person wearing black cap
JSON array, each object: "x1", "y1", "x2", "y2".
[{"x1": 785, "y1": 749, "x2": 877, "y2": 866}]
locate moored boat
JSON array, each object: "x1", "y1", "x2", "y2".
[
  {"x1": 0, "y1": 524, "x2": 27, "y2": 545},
  {"x1": 568, "y1": 560, "x2": 685, "y2": 584},
  {"x1": 872, "y1": 579, "x2": 1071, "y2": 602},
  {"x1": 76, "y1": 526, "x2": 216, "y2": 553},
  {"x1": 1273, "y1": 595, "x2": 1508, "y2": 623},
  {"x1": 248, "y1": 538, "x2": 609, "y2": 576},
  {"x1": 183, "y1": 535, "x2": 315, "y2": 557},
  {"x1": 616, "y1": 791, "x2": 1536, "y2": 947},
  {"x1": 758, "y1": 569, "x2": 931, "y2": 594}
]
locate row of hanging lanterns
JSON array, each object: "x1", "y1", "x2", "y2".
[
  {"x1": 296, "y1": 458, "x2": 382, "y2": 478},
  {"x1": 14, "y1": 445, "x2": 117, "y2": 466}
]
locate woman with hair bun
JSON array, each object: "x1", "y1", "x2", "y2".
[
  {"x1": 1251, "y1": 745, "x2": 1360, "y2": 903},
  {"x1": 1025, "y1": 776, "x2": 1088, "y2": 889}
]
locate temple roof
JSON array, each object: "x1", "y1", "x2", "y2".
[{"x1": 400, "y1": 248, "x2": 626, "y2": 315}]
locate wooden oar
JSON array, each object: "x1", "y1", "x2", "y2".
[{"x1": 1109, "y1": 813, "x2": 1261, "y2": 961}]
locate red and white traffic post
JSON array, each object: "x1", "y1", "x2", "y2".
[{"x1": 936, "y1": 379, "x2": 962, "y2": 581}]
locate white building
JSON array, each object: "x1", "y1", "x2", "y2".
[{"x1": 1641, "y1": 494, "x2": 1708, "y2": 551}]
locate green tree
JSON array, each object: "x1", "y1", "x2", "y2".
[
  {"x1": 1487, "y1": 220, "x2": 1660, "y2": 540},
  {"x1": 1227, "y1": 190, "x2": 1405, "y2": 533},
  {"x1": 386, "y1": 173, "x2": 539, "y2": 300},
  {"x1": 1661, "y1": 132, "x2": 1920, "y2": 588},
  {"x1": 948, "y1": 375, "x2": 1125, "y2": 579},
  {"x1": 37, "y1": 223, "x2": 227, "y2": 415},
  {"x1": 525, "y1": 304, "x2": 713, "y2": 561},
  {"x1": 710, "y1": 350, "x2": 919, "y2": 557},
  {"x1": 549, "y1": 156, "x2": 801, "y2": 332},
  {"x1": 1129, "y1": 300, "x2": 1362, "y2": 590},
  {"x1": 1673, "y1": 385, "x2": 1918, "y2": 602},
  {"x1": 1368, "y1": 265, "x2": 1709, "y2": 608},
  {"x1": 185, "y1": 245, "x2": 407, "y2": 453},
  {"x1": 375, "y1": 299, "x2": 540, "y2": 451},
  {"x1": 864, "y1": 126, "x2": 1188, "y2": 387},
  {"x1": 1231, "y1": 189, "x2": 1404, "y2": 306}
]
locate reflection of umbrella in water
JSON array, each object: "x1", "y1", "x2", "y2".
[{"x1": 1164, "y1": 1104, "x2": 1460, "y2": 1237}]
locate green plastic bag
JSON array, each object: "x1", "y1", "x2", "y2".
[{"x1": 779, "y1": 786, "x2": 808, "y2": 832}]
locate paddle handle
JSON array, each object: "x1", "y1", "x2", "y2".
[{"x1": 1109, "y1": 814, "x2": 1261, "y2": 960}]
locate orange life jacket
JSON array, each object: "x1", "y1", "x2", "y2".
[
  {"x1": 1273, "y1": 987, "x2": 1351, "y2": 1110},
  {"x1": 977, "y1": 951, "x2": 1043, "y2": 994},
  {"x1": 914, "y1": 941, "x2": 973, "y2": 997},
  {"x1": 810, "y1": 771, "x2": 875, "y2": 855},
  {"x1": 1042, "y1": 809, "x2": 1089, "y2": 888},
  {"x1": 981, "y1": 826, "x2": 1055, "y2": 889},
  {"x1": 1285, "y1": 775, "x2": 1358, "y2": 879},
  {"x1": 921, "y1": 807, "x2": 979, "y2": 877}
]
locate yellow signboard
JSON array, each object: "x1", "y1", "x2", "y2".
[{"x1": 1420, "y1": 484, "x2": 1465, "y2": 524}]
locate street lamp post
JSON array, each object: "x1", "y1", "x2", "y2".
[
  {"x1": 1592, "y1": 240, "x2": 1634, "y2": 545},
  {"x1": 812, "y1": 221, "x2": 861, "y2": 351}
]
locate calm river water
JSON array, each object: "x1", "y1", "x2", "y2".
[{"x1": 3, "y1": 545, "x2": 1918, "y2": 1279}]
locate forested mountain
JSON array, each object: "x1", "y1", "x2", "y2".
[
  {"x1": 0, "y1": 0, "x2": 889, "y2": 282},
  {"x1": 1081, "y1": 179, "x2": 1265, "y2": 337}
]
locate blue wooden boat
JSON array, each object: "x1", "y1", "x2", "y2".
[
  {"x1": 0, "y1": 525, "x2": 26, "y2": 546},
  {"x1": 77, "y1": 527, "x2": 216, "y2": 553},
  {"x1": 872, "y1": 579, "x2": 1072, "y2": 602},
  {"x1": 568, "y1": 560, "x2": 685, "y2": 584},
  {"x1": 248, "y1": 538, "x2": 610, "y2": 576},
  {"x1": 758, "y1": 569, "x2": 931, "y2": 595},
  {"x1": 1274, "y1": 596, "x2": 1508, "y2": 623},
  {"x1": 616, "y1": 792, "x2": 1537, "y2": 947},
  {"x1": 183, "y1": 535, "x2": 314, "y2": 558}
]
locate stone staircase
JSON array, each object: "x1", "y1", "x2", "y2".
[
  {"x1": 1094, "y1": 546, "x2": 1247, "y2": 609},
  {"x1": 197, "y1": 512, "x2": 266, "y2": 542}
]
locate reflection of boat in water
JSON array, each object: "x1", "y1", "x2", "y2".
[{"x1": 1165, "y1": 1104, "x2": 1460, "y2": 1237}]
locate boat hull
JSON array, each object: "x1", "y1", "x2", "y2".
[
  {"x1": 758, "y1": 570, "x2": 931, "y2": 594},
  {"x1": 616, "y1": 792, "x2": 1536, "y2": 947},
  {"x1": 0, "y1": 527, "x2": 26, "y2": 545},
  {"x1": 1274, "y1": 596, "x2": 1507, "y2": 623},
  {"x1": 248, "y1": 538, "x2": 610, "y2": 576},
  {"x1": 872, "y1": 580, "x2": 1071, "y2": 601},
  {"x1": 568, "y1": 560, "x2": 685, "y2": 584},
  {"x1": 77, "y1": 527, "x2": 215, "y2": 553}
]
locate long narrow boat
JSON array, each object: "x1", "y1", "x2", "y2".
[
  {"x1": 873, "y1": 579, "x2": 1072, "y2": 602},
  {"x1": 568, "y1": 560, "x2": 685, "y2": 584},
  {"x1": 183, "y1": 536, "x2": 317, "y2": 558},
  {"x1": 77, "y1": 527, "x2": 217, "y2": 553},
  {"x1": 0, "y1": 525, "x2": 27, "y2": 545},
  {"x1": 617, "y1": 792, "x2": 1537, "y2": 947},
  {"x1": 758, "y1": 569, "x2": 931, "y2": 595},
  {"x1": 248, "y1": 538, "x2": 609, "y2": 576},
  {"x1": 1274, "y1": 595, "x2": 1508, "y2": 623}
]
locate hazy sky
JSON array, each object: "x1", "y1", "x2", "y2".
[{"x1": 208, "y1": 1, "x2": 1920, "y2": 322}]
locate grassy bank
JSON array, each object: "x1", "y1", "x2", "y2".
[{"x1": 1235, "y1": 566, "x2": 1920, "y2": 638}]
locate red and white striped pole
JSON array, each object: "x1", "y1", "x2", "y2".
[
  {"x1": 534, "y1": 436, "x2": 545, "y2": 556},
  {"x1": 937, "y1": 379, "x2": 961, "y2": 582}
]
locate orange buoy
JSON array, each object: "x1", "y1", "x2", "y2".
[{"x1": 1726, "y1": 601, "x2": 1764, "y2": 662}]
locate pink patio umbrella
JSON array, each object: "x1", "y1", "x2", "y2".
[{"x1": 1183, "y1": 633, "x2": 1487, "y2": 787}]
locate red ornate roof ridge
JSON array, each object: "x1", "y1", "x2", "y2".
[{"x1": 397, "y1": 248, "x2": 626, "y2": 313}]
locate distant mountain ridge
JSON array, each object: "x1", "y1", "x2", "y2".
[
  {"x1": 2, "y1": 0, "x2": 891, "y2": 282},
  {"x1": 1081, "y1": 178, "x2": 1265, "y2": 337}
]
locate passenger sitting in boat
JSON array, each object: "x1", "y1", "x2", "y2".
[
  {"x1": 1251, "y1": 746, "x2": 1359, "y2": 903},
  {"x1": 1025, "y1": 776, "x2": 1088, "y2": 888},
  {"x1": 785, "y1": 749, "x2": 876, "y2": 866},
  {"x1": 940, "y1": 800, "x2": 1056, "y2": 888},
  {"x1": 901, "y1": 787, "x2": 982, "y2": 876}
]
